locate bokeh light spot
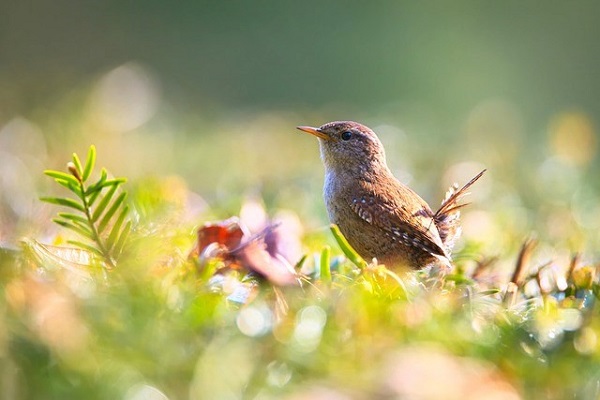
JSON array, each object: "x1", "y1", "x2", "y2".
[
  {"x1": 292, "y1": 305, "x2": 327, "y2": 353},
  {"x1": 90, "y1": 63, "x2": 160, "y2": 133},
  {"x1": 549, "y1": 112, "x2": 597, "y2": 166},
  {"x1": 236, "y1": 305, "x2": 272, "y2": 337},
  {"x1": 125, "y1": 384, "x2": 169, "y2": 400}
]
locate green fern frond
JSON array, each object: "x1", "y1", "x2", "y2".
[{"x1": 41, "y1": 145, "x2": 131, "y2": 269}]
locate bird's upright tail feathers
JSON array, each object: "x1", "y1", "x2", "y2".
[{"x1": 434, "y1": 169, "x2": 486, "y2": 253}]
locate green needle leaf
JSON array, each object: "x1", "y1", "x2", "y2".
[
  {"x1": 51, "y1": 179, "x2": 83, "y2": 198},
  {"x1": 57, "y1": 212, "x2": 89, "y2": 225},
  {"x1": 44, "y1": 170, "x2": 80, "y2": 187},
  {"x1": 82, "y1": 145, "x2": 96, "y2": 182},
  {"x1": 65, "y1": 240, "x2": 104, "y2": 258},
  {"x1": 113, "y1": 220, "x2": 131, "y2": 257},
  {"x1": 88, "y1": 189, "x2": 102, "y2": 208},
  {"x1": 98, "y1": 192, "x2": 127, "y2": 233},
  {"x1": 107, "y1": 206, "x2": 129, "y2": 250},
  {"x1": 53, "y1": 219, "x2": 94, "y2": 240},
  {"x1": 41, "y1": 197, "x2": 85, "y2": 213},
  {"x1": 92, "y1": 184, "x2": 118, "y2": 222},
  {"x1": 72, "y1": 152, "x2": 84, "y2": 177}
]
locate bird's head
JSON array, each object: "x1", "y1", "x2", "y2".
[{"x1": 296, "y1": 121, "x2": 388, "y2": 173}]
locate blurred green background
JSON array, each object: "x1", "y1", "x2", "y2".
[{"x1": 1, "y1": 0, "x2": 599, "y2": 253}]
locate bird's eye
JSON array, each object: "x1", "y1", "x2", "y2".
[{"x1": 341, "y1": 131, "x2": 352, "y2": 141}]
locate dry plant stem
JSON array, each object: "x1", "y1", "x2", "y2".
[
  {"x1": 567, "y1": 253, "x2": 579, "y2": 282},
  {"x1": 511, "y1": 237, "x2": 537, "y2": 286}
]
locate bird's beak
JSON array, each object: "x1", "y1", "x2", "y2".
[{"x1": 296, "y1": 126, "x2": 330, "y2": 140}]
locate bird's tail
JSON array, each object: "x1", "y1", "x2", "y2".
[{"x1": 434, "y1": 169, "x2": 486, "y2": 253}]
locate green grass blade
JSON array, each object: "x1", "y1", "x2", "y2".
[
  {"x1": 106, "y1": 206, "x2": 129, "y2": 250},
  {"x1": 320, "y1": 245, "x2": 332, "y2": 284},
  {"x1": 295, "y1": 254, "x2": 307, "y2": 271},
  {"x1": 98, "y1": 192, "x2": 127, "y2": 233},
  {"x1": 82, "y1": 145, "x2": 96, "y2": 182},
  {"x1": 41, "y1": 197, "x2": 85, "y2": 213},
  {"x1": 91, "y1": 184, "x2": 118, "y2": 222},
  {"x1": 330, "y1": 224, "x2": 367, "y2": 269}
]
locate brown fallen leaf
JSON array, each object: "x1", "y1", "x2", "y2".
[
  {"x1": 230, "y1": 227, "x2": 298, "y2": 286},
  {"x1": 192, "y1": 217, "x2": 299, "y2": 286}
]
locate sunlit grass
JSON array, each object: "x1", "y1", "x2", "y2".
[{"x1": 0, "y1": 78, "x2": 599, "y2": 399}]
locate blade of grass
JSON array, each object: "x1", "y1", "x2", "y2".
[
  {"x1": 320, "y1": 245, "x2": 331, "y2": 284},
  {"x1": 330, "y1": 224, "x2": 367, "y2": 269},
  {"x1": 295, "y1": 254, "x2": 307, "y2": 271}
]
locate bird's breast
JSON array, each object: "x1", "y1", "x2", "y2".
[{"x1": 323, "y1": 170, "x2": 363, "y2": 226}]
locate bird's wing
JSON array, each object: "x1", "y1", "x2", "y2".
[{"x1": 350, "y1": 183, "x2": 448, "y2": 258}]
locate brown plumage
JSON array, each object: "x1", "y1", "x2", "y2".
[{"x1": 297, "y1": 121, "x2": 485, "y2": 270}]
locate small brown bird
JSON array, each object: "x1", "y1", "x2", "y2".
[{"x1": 297, "y1": 121, "x2": 485, "y2": 270}]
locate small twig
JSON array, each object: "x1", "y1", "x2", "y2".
[{"x1": 511, "y1": 236, "x2": 537, "y2": 286}]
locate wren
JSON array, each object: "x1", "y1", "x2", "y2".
[{"x1": 297, "y1": 121, "x2": 485, "y2": 270}]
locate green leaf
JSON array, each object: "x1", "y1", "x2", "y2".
[
  {"x1": 72, "y1": 219, "x2": 95, "y2": 236},
  {"x1": 53, "y1": 219, "x2": 94, "y2": 240},
  {"x1": 295, "y1": 254, "x2": 307, "y2": 270},
  {"x1": 87, "y1": 178, "x2": 105, "y2": 207},
  {"x1": 44, "y1": 170, "x2": 79, "y2": 187},
  {"x1": 330, "y1": 224, "x2": 367, "y2": 269},
  {"x1": 65, "y1": 240, "x2": 104, "y2": 258},
  {"x1": 20, "y1": 239, "x2": 95, "y2": 277},
  {"x1": 106, "y1": 206, "x2": 129, "y2": 250},
  {"x1": 478, "y1": 289, "x2": 502, "y2": 297},
  {"x1": 72, "y1": 152, "x2": 84, "y2": 177},
  {"x1": 98, "y1": 192, "x2": 127, "y2": 233},
  {"x1": 82, "y1": 145, "x2": 96, "y2": 182},
  {"x1": 58, "y1": 212, "x2": 89, "y2": 225},
  {"x1": 91, "y1": 184, "x2": 118, "y2": 222},
  {"x1": 93, "y1": 178, "x2": 127, "y2": 192},
  {"x1": 320, "y1": 245, "x2": 332, "y2": 284},
  {"x1": 112, "y1": 220, "x2": 131, "y2": 257},
  {"x1": 52, "y1": 178, "x2": 83, "y2": 197},
  {"x1": 445, "y1": 274, "x2": 475, "y2": 285},
  {"x1": 86, "y1": 177, "x2": 126, "y2": 197},
  {"x1": 41, "y1": 197, "x2": 85, "y2": 212}
]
